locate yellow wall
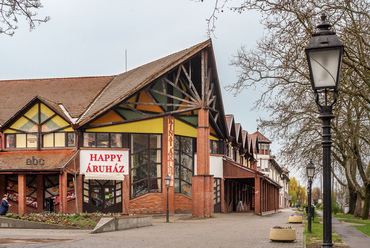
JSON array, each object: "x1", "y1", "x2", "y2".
[
  {"x1": 86, "y1": 117, "x2": 219, "y2": 140},
  {"x1": 86, "y1": 118, "x2": 163, "y2": 133}
]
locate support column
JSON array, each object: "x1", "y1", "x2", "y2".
[
  {"x1": 18, "y1": 174, "x2": 26, "y2": 215},
  {"x1": 192, "y1": 108, "x2": 213, "y2": 217},
  {"x1": 59, "y1": 172, "x2": 67, "y2": 214},
  {"x1": 122, "y1": 174, "x2": 130, "y2": 214},
  {"x1": 0, "y1": 175, "x2": 5, "y2": 197},
  {"x1": 36, "y1": 175, "x2": 44, "y2": 212},
  {"x1": 76, "y1": 174, "x2": 83, "y2": 213},
  {"x1": 254, "y1": 176, "x2": 261, "y2": 214},
  {"x1": 163, "y1": 116, "x2": 175, "y2": 215}
]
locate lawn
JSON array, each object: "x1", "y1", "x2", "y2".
[
  {"x1": 304, "y1": 217, "x2": 344, "y2": 247},
  {"x1": 334, "y1": 213, "x2": 370, "y2": 236}
]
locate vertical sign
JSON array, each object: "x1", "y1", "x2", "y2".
[{"x1": 168, "y1": 118, "x2": 174, "y2": 186}]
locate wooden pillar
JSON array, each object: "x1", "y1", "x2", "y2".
[
  {"x1": 36, "y1": 175, "x2": 44, "y2": 212},
  {"x1": 18, "y1": 174, "x2": 26, "y2": 215},
  {"x1": 122, "y1": 174, "x2": 130, "y2": 214},
  {"x1": 0, "y1": 175, "x2": 5, "y2": 197},
  {"x1": 59, "y1": 172, "x2": 67, "y2": 214},
  {"x1": 76, "y1": 174, "x2": 83, "y2": 213},
  {"x1": 254, "y1": 176, "x2": 261, "y2": 214}
]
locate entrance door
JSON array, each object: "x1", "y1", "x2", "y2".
[{"x1": 83, "y1": 180, "x2": 122, "y2": 213}]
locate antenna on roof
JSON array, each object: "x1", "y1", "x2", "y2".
[{"x1": 125, "y1": 49, "x2": 128, "y2": 72}]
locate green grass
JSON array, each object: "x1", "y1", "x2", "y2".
[
  {"x1": 353, "y1": 225, "x2": 370, "y2": 236},
  {"x1": 334, "y1": 213, "x2": 370, "y2": 236},
  {"x1": 304, "y1": 218, "x2": 343, "y2": 245}
]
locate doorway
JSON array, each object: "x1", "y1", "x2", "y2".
[{"x1": 83, "y1": 179, "x2": 122, "y2": 213}]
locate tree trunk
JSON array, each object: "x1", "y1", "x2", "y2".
[
  {"x1": 348, "y1": 190, "x2": 357, "y2": 215},
  {"x1": 354, "y1": 196, "x2": 363, "y2": 217},
  {"x1": 362, "y1": 183, "x2": 370, "y2": 220}
]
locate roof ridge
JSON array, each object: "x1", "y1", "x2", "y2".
[{"x1": 0, "y1": 75, "x2": 116, "y2": 83}]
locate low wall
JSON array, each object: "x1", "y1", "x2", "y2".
[
  {"x1": 91, "y1": 215, "x2": 152, "y2": 234},
  {"x1": 0, "y1": 216, "x2": 76, "y2": 229}
]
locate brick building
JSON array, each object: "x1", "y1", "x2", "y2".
[{"x1": 0, "y1": 39, "x2": 282, "y2": 217}]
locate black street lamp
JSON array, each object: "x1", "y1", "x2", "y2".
[
  {"x1": 307, "y1": 160, "x2": 316, "y2": 233},
  {"x1": 305, "y1": 13, "x2": 344, "y2": 247},
  {"x1": 164, "y1": 174, "x2": 171, "y2": 223}
]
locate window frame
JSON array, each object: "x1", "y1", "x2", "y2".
[
  {"x1": 130, "y1": 133, "x2": 162, "y2": 199},
  {"x1": 174, "y1": 135, "x2": 194, "y2": 197},
  {"x1": 83, "y1": 132, "x2": 123, "y2": 148}
]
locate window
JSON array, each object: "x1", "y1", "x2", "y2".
[
  {"x1": 130, "y1": 134, "x2": 162, "y2": 198},
  {"x1": 42, "y1": 132, "x2": 76, "y2": 148},
  {"x1": 174, "y1": 136, "x2": 194, "y2": 197},
  {"x1": 83, "y1": 133, "x2": 122, "y2": 148},
  {"x1": 214, "y1": 178, "x2": 221, "y2": 205},
  {"x1": 4, "y1": 103, "x2": 74, "y2": 149},
  {"x1": 210, "y1": 140, "x2": 219, "y2": 154}
]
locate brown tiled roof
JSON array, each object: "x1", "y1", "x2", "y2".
[
  {"x1": 253, "y1": 131, "x2": 272, "y2": 143},
  {"x1": 79, "y1": 40, "x2": 212, "y2": 126},
  {"x1": 0, "y1": 150, "x2": 78, "y2": 171},
  {"x1": 0, "y1": 39, "x2": 215, "y2": 129},
  {"x1": 0, "y1": 76, "x2": 114, "y2": 126}
]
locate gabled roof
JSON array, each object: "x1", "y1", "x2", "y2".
[
  {"x1": 235, "y1": 123, "x2": 243, "y2": 148},
  {"x1": 1, "y1": 96, "x2": 71, "y2": 129},
  {"x1": 1, "y1": 40, "x2": 227, "y2": 134},
  {"x1": 242, "y1": 130, "x2": 249, "y2": 153},
  {"x1": 0, "y1": 76, "x2": 114, "y2": 127},
  {"x1": 79, "y1": 40, "x2": 212, "y2": 126},
  {"x1": 253, "y1": 131, "x2": 272, "y2": 143},
  {"x1": 248, "y1": 133, "x2": 259, "y2": 154},
  {"x1": 225, "y1": 114, "x2": 236, "y2": 142}
]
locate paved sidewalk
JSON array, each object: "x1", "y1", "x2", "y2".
[
  {"x1": 317, "y1": 211, "x2": 370, "y2": 248},
  {"x1": 0, "y1": 208, "x2": 304, "y2": 248}
]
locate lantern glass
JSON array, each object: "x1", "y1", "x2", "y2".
[
  {"x1": 307, "y1": 161, "x2": 315, "y2": 179},
  {"x1": 164, "y1": 175, "x2": 171, "y2": 187},
  {"x1": 307, "y1": 48, "x2": 342, "y2": 89}
]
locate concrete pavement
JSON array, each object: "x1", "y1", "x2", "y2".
[
  {"x1": 0, "y1": 208, "x2": 304, "y2": 248},
  {"x1": 317, "y1": 210, "x2": 370, "y2": 248}
]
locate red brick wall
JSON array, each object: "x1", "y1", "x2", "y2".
[
  {"x1": 127, "y1": 194, "x2": 165, "y2": 214},
  {"x1": 174, "y1": 193, "x2": 192, "y2": 213}
]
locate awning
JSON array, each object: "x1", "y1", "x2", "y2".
[
  {"x1": 0, "y1": 150, "x2": 79, "y2": 172},
  {"x1": 223, "y1": 158, "x2": 263, "y2": 178}
]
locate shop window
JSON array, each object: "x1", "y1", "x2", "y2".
[
  {"x1": 44, "y1": 175, "x2": 75, "y2": 210},
  {"x1": 83, "y1": 180, "x2": 122, "y2": 209},
  {"x1": 130, "y1": 134, "x2": 162, "y2": 198},
  {"x1": 174, "y1": 136, "x2": 194, "y2": 197},
  {"x1": 83, "y1": 132, "x2": 123, "y2": 148},
  {"x1": 6, "y1": 175, "x2": 38, "y2": 208}
]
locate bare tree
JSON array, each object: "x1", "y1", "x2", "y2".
[
  {"x1": 0, "y1": 0, "x2": 49, "y2": 36},
  {"x1": 199, "y1": 0, "x2": 370, "y2": 219}
]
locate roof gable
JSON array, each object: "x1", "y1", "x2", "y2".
[
  {"x1": 0, "y1": 76, "x2": 114, "y2": 127},
  {"x1": 79, "y1": 40, "x2": 212, "y2": 126}
]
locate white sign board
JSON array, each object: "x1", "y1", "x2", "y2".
[{"x1": 80, "y1": 150, "x2": 129, "y2": 180}]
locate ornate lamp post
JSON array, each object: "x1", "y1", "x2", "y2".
[
  {"x1": 307, "y1": 160, "x2": 316, "y2": 233},
  {"x1": 305, "y1": 13, "x2": 344, "y2": 247},
  {"x1": 164, "y1": 174, "x2": 171, "y2": 223}
]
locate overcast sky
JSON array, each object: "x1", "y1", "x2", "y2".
[{"x1": 1, "y1": 1, "x2": 287, "y2": 157}]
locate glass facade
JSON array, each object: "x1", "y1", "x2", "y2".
[
  {"x1": 174, "y1": 135, "x2": 194, "y2": 197},
  {"x1": 130, "y1": 134, "x2": 162, "y2": 198}
]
